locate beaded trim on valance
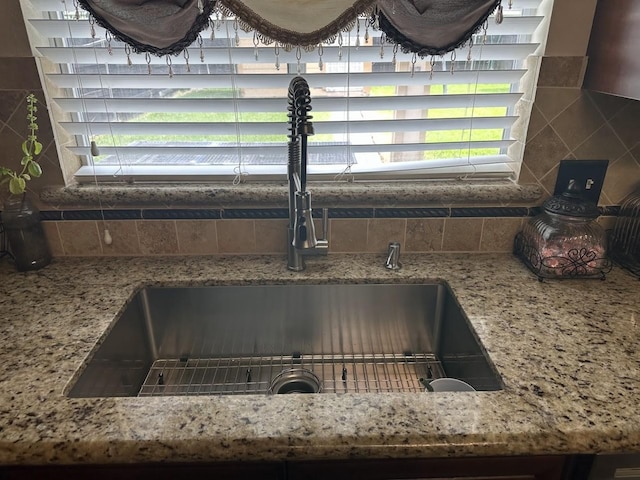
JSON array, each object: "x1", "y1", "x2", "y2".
[
  {"x1": 78, "y1": 0, "x2": 218, "y2": 56},
  {"x1": 77, "y1": 0, "x2": 507, "y2": 58},
  {"x1": 377, "y1": 0, "x2": 503, "y2": 57}
]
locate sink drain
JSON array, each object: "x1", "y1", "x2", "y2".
[{"x1": 268, "y1": 368, "x2": 322, "y2": 394}]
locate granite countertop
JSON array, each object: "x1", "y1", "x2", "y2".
[
  {"x1": 40, "y1": 181, "x2": 542, "y2": 208},
  {"x1": 0, "y1": 253, "x2": 639, "y2": 465}
]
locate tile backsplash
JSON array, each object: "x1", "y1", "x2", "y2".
[
  {"x1": 1, "y1": 0, "x2": 640, "y2": 258},
  {"x1": 519, "y1": 57, "x2": 640, "y2": 204},
  {"x1": 42, "y1": 216, "x2": 527, "y2": 256},
  {"x1": 36, "y1": 205, "x2": 620, "y2": 256}
]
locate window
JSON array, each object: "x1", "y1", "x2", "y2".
[{"x1": 22, "y1": 0, "x2": 548, "y2": 183}]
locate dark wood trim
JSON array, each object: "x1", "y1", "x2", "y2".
[
  {"x1": 0, "y1": 461, "x2": 286, "y2": 480},
  {"x1": 0, "y1": 455, "x2": 584, "y2": 480},
  {"x1": 286, "y1": 455, "x2": 568, "y2": 480}
]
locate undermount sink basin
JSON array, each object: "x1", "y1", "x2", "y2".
[{"x1": 68, "y1": 282, "x2": 503, "y2": 397}]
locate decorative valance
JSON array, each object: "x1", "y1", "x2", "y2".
[
  {"x1": 78, "y1": 0, "x2": 217, "y2": 56},
  {"x1": 77, "y1": 0, "x2": 507, "y2": 58},
  {"x1": 219, "y1": 0, "x2": 378, "y2": 47},
  {"x1": 377, "y1": 0, "x2": 502, "y2": 57}
]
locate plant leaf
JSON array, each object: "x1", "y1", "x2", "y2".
[
  {"x1": 34, "y1": 141, "x2": 43, "y2": 155},
  {"x1": 22, "y1": 173, "x2": 31, "y2": 181},
  {"x1": 22, "y1": 141, "x2": 29, "y2": 156},
  {"x1": 28, "y1": 161, "x2": 42, "y2": 178},
  {"x1": 21, "y1": 155, "x2": 31, "y2": 165},
  {"x1": 9, "y1": 177, "x2": 26, "y2": 195}
]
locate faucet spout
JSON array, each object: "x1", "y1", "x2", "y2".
[{"x1": 287, "y1": 76, "x2": 328, "y2": 271}]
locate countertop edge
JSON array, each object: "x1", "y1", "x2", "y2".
[{"x1": 40, "y1": 181, "x2": 543, "y2": 208}]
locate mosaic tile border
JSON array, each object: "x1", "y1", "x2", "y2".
[{"x1": 34, "y1": 206, "x2": 619, "y2": 221}]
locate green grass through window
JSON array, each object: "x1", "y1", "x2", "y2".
[{"x1": 94, "y1": 84, "x2": 512, "y2": 162}]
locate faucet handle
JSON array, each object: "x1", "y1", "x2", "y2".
[
  {"x1": 319, "y1": 208, "x2": 329, "y2": 242},
  {"x1": 311, "y1": 208, "x2": 329, "y2": 251}
]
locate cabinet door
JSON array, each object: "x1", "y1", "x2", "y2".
[
  {"x1": 583, "y1": 0, "x2": 640, "y2": 100},
  {"x1": 287, "y1": 456, "x2": 567, "y2": 480},
  {"x1": 0, "y1": 462, "x2": 286, "y2": 480}
]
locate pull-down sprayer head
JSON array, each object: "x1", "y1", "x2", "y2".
[{"x1": 294, "y1": 191, "x2": 318, "y2": 249}]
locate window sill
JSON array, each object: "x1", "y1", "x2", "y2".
[{"x1": 41, "y1": 180, "x2": 543, "y2": 209}]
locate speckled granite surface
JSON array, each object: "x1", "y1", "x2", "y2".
[
  {"x1": 0, "y1": 253, "x2": 639, "y2": 465},
  {"x1": 41, "y1": 181, "x2": 542, "y2": 208}
]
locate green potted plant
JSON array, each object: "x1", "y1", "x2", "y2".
[{"x1": 0, "y1": 94, "x2": 52, "y2": 271}]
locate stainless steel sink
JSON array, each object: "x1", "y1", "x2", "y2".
[{"x1": 68, "y1": 283, "x2": 502, "y2": 397}]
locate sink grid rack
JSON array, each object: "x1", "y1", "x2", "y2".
[{"x1": 138, "y1": 353, "x2": 447, "y2": 396}]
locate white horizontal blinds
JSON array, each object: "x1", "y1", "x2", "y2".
[{"x1": 25, "y1": 1, "x2": 544, "y2": 176}]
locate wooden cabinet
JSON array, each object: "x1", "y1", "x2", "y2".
[
  {"x1": 0, "y1": 462, "x2": 286, "y2": 480},
  {"x1": 288, "y1": 456, "x2": 569, "y2": 480},
  {"x1": 583, "y1": 0, "x2": 640, "y2": 100},
  {"x1": 0, "y1": 455, "x2": 588, "y2": 480}
]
